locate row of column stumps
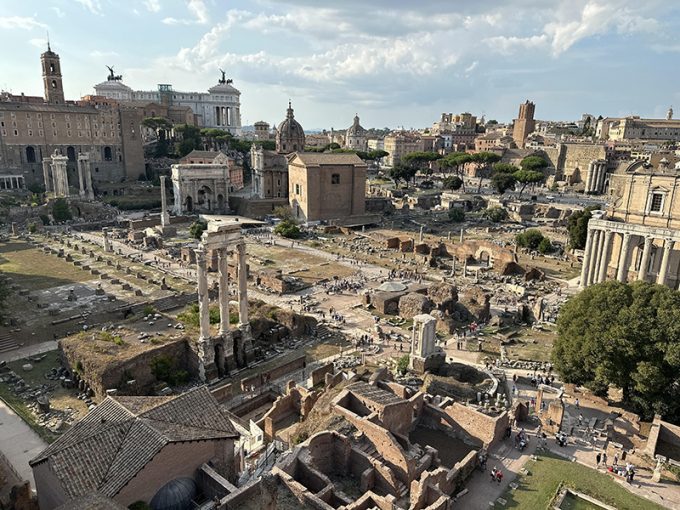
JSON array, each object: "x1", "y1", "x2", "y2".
[{"x1": 580, "y1": 226, "x2": 676, "y2": 288}]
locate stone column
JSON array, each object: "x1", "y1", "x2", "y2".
[
  {"x1": 76, "y1": 156, "x2": 86, "y2": 197},
  {"x1": 598, "y1": 230, "x2": 613, "y2": 283},
  {"x1": 616, "y1": 233, "x2": 632, "y2": 282},
  {"x1": 196, "y1": 246, "x2": 211, "y2": 340},
  {"x1": 236, "y1": 242, "x2": 248, "y2": 327},
  {"x1": 460, "y1": 229, "x2": 464, "y2": 243},
  {"x1": 579, "y1": 227, "x2": 595, "y2": 288},
  {"x1": 83, "y1": 156, "x2": 94, "y2": 200},
  {"x1": 218, "y1": 248, "x2": 230, "y2": 336},
  {"x1": 102, "y1": 229, "x2": 111, "y2": 252},
  {"x1": 42, "y1": 158, "x2": 52, "y2": 192},
  {"x1": 160, "y1": 175, "x2": 170, "y2": 227},
  {"x1": 657, "y1": 239, "x2": 675, "y2": 286},
  {"x1": 638, "y1": 237, "x2": 653, "y2": 282},
  {"x1": 51, "y1": 154, "x2": 69, "y2": 197},
  {"x1": 585, "y1": 161, "x2": 595, "y2": 193},
  {"x1": 587, "y1": 230, "x2": 601, "y2": 285}
]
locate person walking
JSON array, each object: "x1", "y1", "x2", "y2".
[
  {"x1": 602, "y1": 452, "x2": 608, "y2": 467},
  {"x1": 575, "y1": 398, "x2": 580, "y2": 409},
  {"x1": 496, "y1": 469, "x2": 504, "y2": 484},
  {"x1": 614, "y1": 453, "x2": 619, "y2": 466},
  {"x1": 596, "y1": 452, "x2": 602, "y2": 466}
]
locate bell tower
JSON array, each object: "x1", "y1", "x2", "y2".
[{"x1": 41, "y1": 43, "x2": 65, "y2": 104}]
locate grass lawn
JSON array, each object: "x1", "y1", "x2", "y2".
[
  {"x1": 501, "y1": 451, "x2": 665, "y2": 510},
  {"x1": 0, "y1": 241, "x2": 91, "y2": 290}
]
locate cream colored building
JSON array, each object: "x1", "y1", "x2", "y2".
[
  {"x1": 383, "y1": 132, "x2": 421, "y2": 167},
  {"x1": 596, "y1": 115, "x2": 680, "y2": 142},
  {"x1": 580, "y1": 158, "x2": 680, "y2": 289}
]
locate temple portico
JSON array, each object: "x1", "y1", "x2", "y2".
[
  {"x1": 580, "y1": 218, "x2": 680, "y2": 289},
  {"x1": 194, "y1": 219, "x2": 253, "y2": 382}
]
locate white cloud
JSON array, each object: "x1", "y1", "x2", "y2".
[
  {"x1": 29, "y1": 38, "x2": 48, "y2": 48},
  {"x1": 464, "y1": 61, "x2": 478, "y2": 74},
  {"x1": 0, "y1": 16, "x2": 47, "y2": 30},
  {"x1": 162, "y1": 0, "x2": 208, "y2": 25},
  {"x1": 90, "y1": 50, "x2": 120, "y2": 58},
  {"x1": 144, "y1": 0, "x2": 161, "y2": 13},
  {"x1": 73, "y1": 0, "x2": 102, "y2": 15},
  {"x1": 51, "y1": 7, "x2": 66, "y2": 18}
]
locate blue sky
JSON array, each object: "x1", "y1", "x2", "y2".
[{"x1": 1, "y1": 0, "x2": 679, "y2": 130}]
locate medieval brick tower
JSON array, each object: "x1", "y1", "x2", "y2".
[{"x1": 512, "y1": 100, "x2": 535, "y2": 148}]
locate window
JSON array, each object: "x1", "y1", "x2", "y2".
[
  {"x1": 51, "y1": 80, "x2": 57, "y2": 89},
  {"x1": 331, "y1": 173, "x2": 340, "y2": 184},
  {"x1": 295, "y1": 184, "x2": 302, "y2": 195},
  {"x1": 650, "y1": 193, "x2": 664, "y2": 213},
  {"x1": 39, "y1": 130, "x2": 43, "y2": 136},
  {"x1": 13, "y1": 130, "x2": 18, "y2": 136},
  {"x1": 49, "y1": 63, "x2": 55, "y2": 73}
]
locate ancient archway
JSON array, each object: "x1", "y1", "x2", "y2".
[
  {"x1": 184, "y1": 195, "x2": 193, "y2": 212},
  {"x1": 197, "y1": 185, "x2": 212, "y2": 210},
  {"x1": 217, "y1": 194, "x2": 225, "y2": 210}
]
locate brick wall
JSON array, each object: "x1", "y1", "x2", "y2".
[{"x1": 443, "y1": 403, "x2": 509, "y2": 448}]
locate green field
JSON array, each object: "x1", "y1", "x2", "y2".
[{"x1": 501, "y1": 452, "x2": 664, "y2": 510}]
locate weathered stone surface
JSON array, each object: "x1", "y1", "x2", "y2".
[{"x1": 398, "y1": 292, "x2": 434, "y2": 319}]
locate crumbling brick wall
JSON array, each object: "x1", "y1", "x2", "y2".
[{"x1": 443, "y1": 403, "x2": 509, "y2": 448}]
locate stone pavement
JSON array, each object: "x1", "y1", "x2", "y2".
[
  {"x1": 458, "y1": 432, "x2": 538, "y2": 509},
  {"x1": 0, "y1": 340, "x2": 58, "y2": 363},
  {"x1": 0, "y1": 399, "x2": 47, "y2": 489}
]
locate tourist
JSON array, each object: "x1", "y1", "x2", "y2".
[
  {"x1": 602, "y1": 453, "x2": 607, "y2": 467},
  {"x1": 613, "y1": 453, "x2": 618, "y2": 466},
  {"x1": 575, "y1": 398, "x2": 580, "y2": 409},
  {"x1": 490, "y1": 467, "x2": 497, "y2": 483},
  {"x1": 495, "y1": 469, "x2": 503, "y2": 484},
  {"x1": 596, "y1": 452, "x2": 601, "y2": 466}
]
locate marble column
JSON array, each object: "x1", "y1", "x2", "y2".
[
  {"x1": 638, "y1": 237, "x2": 653, "y2": 282},
  {"x1": 160, "y1": 175, "x2": 170, "y2": 227},
  {"x1": 218, "y1": 248, "x2": 230, "y2": 336},
  {"x1": 196, "y1": 246, "x2": 210, "y2": 340},
  {"x1": 236, "y1": 242, "x2": 248, "y2": 327},
  {"x1": 657, "y1": 239, "x2": 675, "y2": 286},
  {"x1": 616, "y1": 233, "x2": 632, "y2": 282},
  {"x1": 76, "y1": 156, "x2": 86, "y2": 197},
  {"x1": 587, "y1": 230, "x2": 601, "y2": 286},
  {"x1": 598, "y1": 230, "x2": 613, "y2": 283},
  {"x1": 580, "y1": 227, "x2": 595, "y2": 288},
  {"x1": 51, "y1": 154, "x2": 69, "y2": 197}
]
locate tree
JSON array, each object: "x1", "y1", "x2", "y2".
[
  {"x1": 272, "y1": 205, "x2": 294, "y2": 221},
  {"x1": 520, "y1": 155, "x2": 549, "y2": 172},
  {"x1": 442, "y1": 176, "x2": 463, "y2": 191},
  {"x1": 513, "y1": 169, "x2": 545, "y2": 197},
  {"x1": 515, "y1": 229, "x2": 546, "y2": 250},
  {"x1": 552, "y1": 281, "x2": 680, "y2": 421},
  {"x1": 175, "y1": 124, "x2": 202, "y2": 156},
  {"x1": 52, "y1": 198, "x2": 72, "y2": 222},
  {"x1": 389, "y1": 163, "x2": 417, "y2": 187},
  {"x1": 448, "y1": 208, "x2": 465, "y2": 222},
  {"x1": 483, "y1": 206, "x2": 508, "y2": 223},
  {"x1": 189, "y1": 220, "x2": 207, "y2": 239},
  {"x1": 567, "y1": 207, "x2": 597, "y2": 250},
  {"x1": 143, "y1": 117, "x2": 173, "y2": 157},
  {"x1": 274, "y1": 219, "x2": 301, "y2": 238},
  {"x1": 470, "y1": 152, "x2": 501, "y2": 192},
  {"x1": 402, "y1": 151, "x2": 442, "y2": 176},
  {"x1": 491, "y1": 172, "x2": 517, "y2": 194}
]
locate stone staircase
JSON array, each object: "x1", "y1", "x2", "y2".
[
  {"x1": 0, "y1": 332, "x2": 18, "y2": 353},
  {"x1": 356, "y1": 441, "x2": 409, "y2": 499},
  {"x1": 315, "y1": 324, "x2": 345, "y2": 342}
]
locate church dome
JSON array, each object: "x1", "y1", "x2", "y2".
[
  {"x1": 276, "y1": 101, "x2": 305, "y2": 154},
  {"x1": 208, "y1": 81, "x2": 241, "y2": 95},
  {"x1": 347, "y1": 114, "x2": 366, "y2": 136},
  {"x1": 150, "y1": 478, "x2": 197, "y2": 510}
]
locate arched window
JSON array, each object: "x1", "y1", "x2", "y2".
[
  {"x1": 49, "y1": 63, "x2": 55, "y2": 73},
  {"x1": 51, "y1": 80, "x2": 57, "y2": 89},
  {"x1": 26, "y1": 146, "x2": 36, "y2": 163},
  {"x1": 104, "y1": 146, "x2": 112, "y2": 161},
  {"x1": 66, "y1": 146, "x2": 76, "y2": 162}
]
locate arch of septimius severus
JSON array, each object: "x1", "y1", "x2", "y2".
[{"x1": 580, "y1": 158, "x2": 680, "y2": 290}]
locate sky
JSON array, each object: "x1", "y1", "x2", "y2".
[{"x1": 1, "y1": 0, "x2": 679, "y2": 130}]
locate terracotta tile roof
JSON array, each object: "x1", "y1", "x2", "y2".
[
  {"x1": 290, "y1": 152, "x2": 367, "y2": 166},
  {"x1": 30, "y1": 386, "x2": 238, "y2": 499}
]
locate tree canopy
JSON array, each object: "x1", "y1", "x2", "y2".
[
  {"x1": 389, "y1": 163, "x2": 417, "y2": 186},
  {"x1": 513, "y1": 169, "x2": 545, "y2": 196},
  {"x1": 442, "y1": 175, "x2": 463, "y2": 191},
  {"x1": 567, "y1": 207, "x2": 597, "y2": 250},
  {"x1": 483, "y1": 206, "x2": 509, "y2": 223},
  {"x1": 553, "y1": 281, "x2": 680, "y2": 422},
  {"x1": 520, "y1": 155, "x2": 549, "y2": 172}
]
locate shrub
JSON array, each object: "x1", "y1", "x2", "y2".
[
  {"x1": 396, "y1": 355, "x2": 409, "y2": 374},
  {"x1": 516, "y1": 229, "x2": 545, "y2": 250},
  {"x1": 448, "y1": 208, "x2": 465, "y2": 222},
  {"x1": 52, "y1": 198, "x2": 72, "y2": 222},
  {"x1": 483, "y1": 206, "x2": 508, "y2": 223},
  {"x1": 538, "y1": 238, "x2": 554, "y2": 254},
  {"x1": 189, "y1": 220, "x2": 207, "y2": 240},
  {"x1": 143, "y1": 305, "x2": 156, "y2": 316},
  {"x1": 150, "y1": 355, "x2": 188, "y2": 386},
  {"x1": 39, "y1": 214, "x2": 50, "y2": 226},
  {"x1": 274, "y1": 219, "x2": 301, "y2": 238},
  {"x1": 27, "y1": 223, "x2": 37, "y2": 233}
]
